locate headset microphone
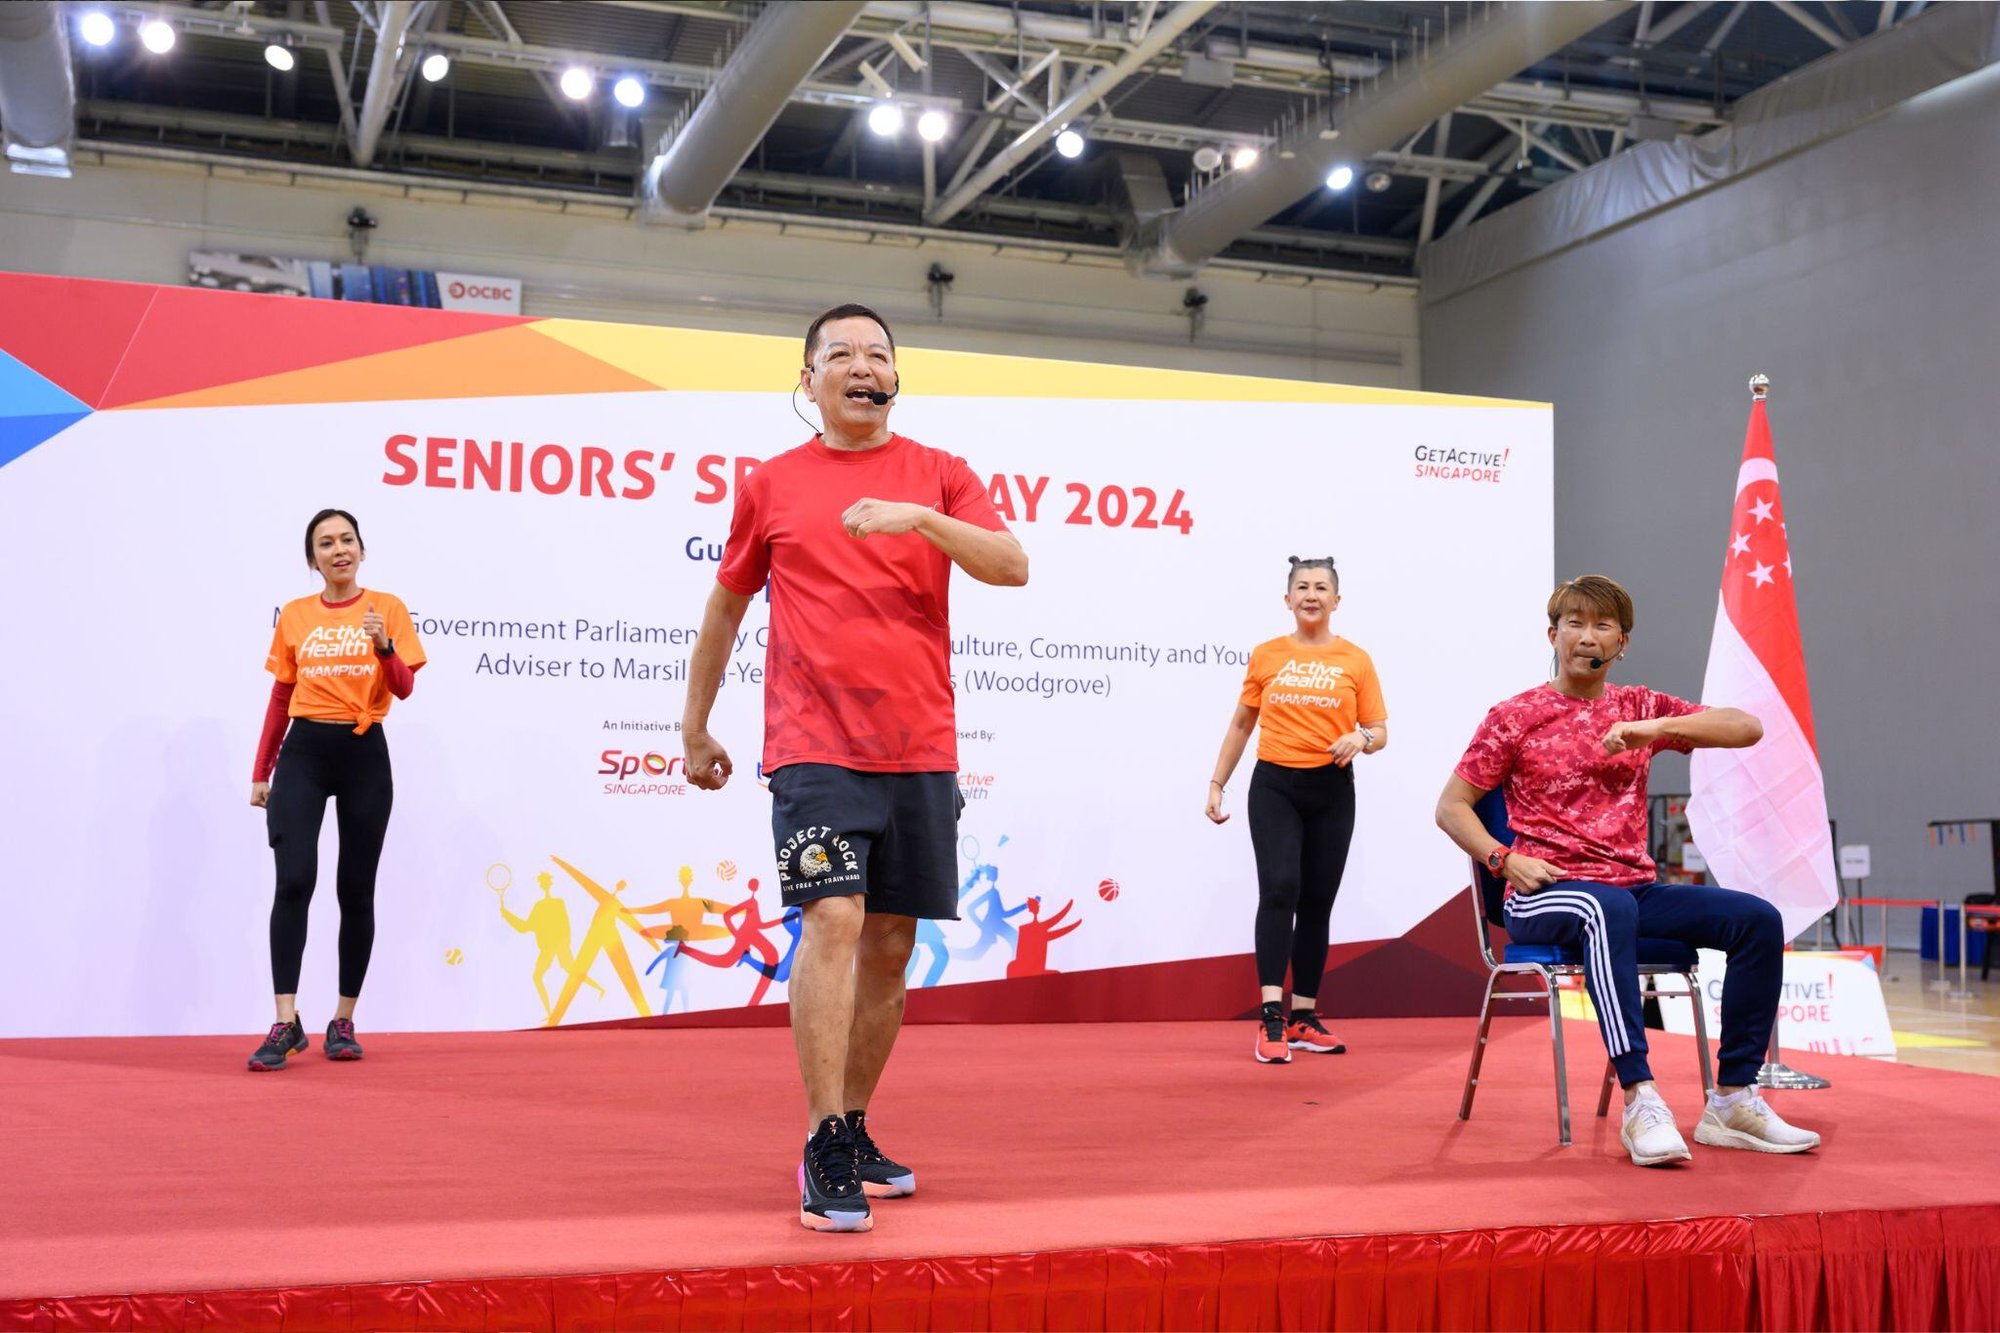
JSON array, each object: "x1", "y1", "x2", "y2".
[
  {"x1": 862, "y1": 379, "x2": 900, "y2": 406},
  {"x1": 1588, "y1": 643, "x2": 1627, "y2": 670}
]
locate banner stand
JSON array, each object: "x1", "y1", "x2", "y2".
[{"x1": 1757, "y1": 1016, "x2": 1831, "y2": 1090}]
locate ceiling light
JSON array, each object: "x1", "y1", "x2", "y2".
[
  {"x1": 1055, "y1": 127, "x2": 1085, "y2": 159},
  {"x1": 1325, "y1": 163, "x2": 1355, "y2": 191},
  {"x1": 421, "y1": 52, "x2": 449, "y2": 83},
  {"x1": 1191, "y1": 145, "x2": 1222, "y2": 172},
  {"x1": 1231, "y1": 145, "x2": 1260, "y2": 170},
  {"x1": 263, "y1": 43, "x2": 295, "y2": 72},
  {"x1": 867, "y1": 102, "x2": 904, "y2": 136},
  {"x1": 78, "y1": 10, "x2": 116, "y2": 47},
  {"x1": 138, "y1": 18, "x2": 175, "y2": 54},
  {"x1": 613, "y1": 76, "x2": 646, "y2": 108},
  {"x1": 917, "y1": 109, "x2": 948, "y2": 143},
  {"x1": 1364, "y1": 169, "x2": 1394, "y2": 193},
  {"x1": 559, "y1": 66, "x2": 594, "y2": 101}
]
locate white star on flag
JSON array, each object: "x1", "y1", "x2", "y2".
[
  {"x1": 1749, "y1": 561, "x2": 1775, "y2": 587},
  {"x1": 1730, "y1": 532, "x2": 1752, "y2": 556},
  {"x1": 1749, "y1": 497, "x2": 1775, "y2": 524}
]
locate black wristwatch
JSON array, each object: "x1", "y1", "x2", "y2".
[{"x1": 376, "y1": 638, "x2": 396, "y2": 657}]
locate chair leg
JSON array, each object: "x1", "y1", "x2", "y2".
[
  {"x1": 1686, "y1": 969, "x2": 1716, "y2": 1096},
  {"x1": 1460, "y1": 969, "x2": 1502, "y2": 1121},
  {"x1": 1597, "y1": 1061, "x2": 1616, "y2": 1118},
  {"x1": 1537, "y1": 966, "x2": 1572, "y2": 1147}
]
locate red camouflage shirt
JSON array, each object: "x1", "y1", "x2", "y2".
[{"x1": 1454, "y1": 683, "x2": 1705, "y2": 887}]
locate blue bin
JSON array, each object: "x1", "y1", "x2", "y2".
[{"x1": 1918, "y1": 906, "x2": 1992, "y2": 965}]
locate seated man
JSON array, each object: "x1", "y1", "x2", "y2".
[{"x1": 1435, "y1": 575, "x2": 1820, "y2": 1167}]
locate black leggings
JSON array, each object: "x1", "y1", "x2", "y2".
[
  {"x1": 266, "y1": 720, "x2": 394, "y2": 996},
  {"x1": 1247, "y1": 759, "x2": 1356, "y2": 996}
]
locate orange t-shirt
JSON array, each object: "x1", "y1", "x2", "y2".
[
  {"x1": 1239, "y1": 636, "x2": 1387, "y2": 768},
  {"x1": 266, "y1": 590, "x2": 426, "y2": 733}
]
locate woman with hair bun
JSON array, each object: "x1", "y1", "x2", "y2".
[
  {"x1": 246, "y1": 508, "x2": 425, "y2": 1071},
  {"x1": 1205, "y1": 556, "x2": 1388, "y2": 1064}
]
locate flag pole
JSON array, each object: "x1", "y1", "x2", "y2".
[{"x1": 1740, "y1": 373, "x2": 1834, "y2": 1092}]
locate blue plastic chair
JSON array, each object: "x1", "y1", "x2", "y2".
[{"x1": 1458, "y1": 789, "x2": 1715, "y2": 1145}]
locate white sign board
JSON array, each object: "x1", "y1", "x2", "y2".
[
  {"x1": 1680, "y1": 842, "x2": 1707, "y2": 873},
  {"x1": 1838, "y1": 844, "x2": 1872, "y2": 879},
  {"x1": 1659, "y1": 949, "x2": 1896, "y2": 1058}
]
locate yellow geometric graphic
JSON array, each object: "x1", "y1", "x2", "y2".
[{"x1": 528, "y1": 317, "x2": 1540, "y2": 409}]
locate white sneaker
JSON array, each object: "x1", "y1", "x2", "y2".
[
  {"x1": 1620, "y1": 1090, "x2": 1692, "y2": 1166},
  {"x1": 1694, "y1": 1091, "x2": 1821, "y2": 1154}
]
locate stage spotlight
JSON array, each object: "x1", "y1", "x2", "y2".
[
  {"x1": 1231, "y1": 145, "x2": 1260, "y2": 170},
  {"x1": 1325, "y1": 163, "x2": 1355, "y2": 191},
  {"x1": 263, "y1": 44, "x2": 295, "y2": 72},
  {"x1": 867, "y1": 102, "x2": 904, "y2": 136},
  {"x1": 1055, "y1": 127, "x2": 1085, "y2": 159},
  {"x1": 917, "y1": 109, "x2": 948, "y2": 143},
  {"x1": 78, "y1": 10, "x2": 116, "y2": 47},
  {"x1": 559, "y1": 66, "x2": 594, "y2": 100},
  {"x1": 613, "y1": 76, "x2": 646, "y2": 108},
  {"x1": 139, "y1": 18, "x2": 175, "y2": 54},
  {"x1": 1191, "y1": 145, "x2": 1222, "y2": 172},
  {"x1": 1364, "y1": 169, "x2": 1394, "y2": 193},
  {"x1": 421, "y1": 52, "x2": 449, "y2": 83}
]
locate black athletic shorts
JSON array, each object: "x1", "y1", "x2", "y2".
[{"x1": 767, "y1": 763, "x2": 963, "y2": 919}]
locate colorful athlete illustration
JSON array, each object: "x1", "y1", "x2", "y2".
[
  {"x1": 541, "y1": 855, "x2": 683, "y2": 1026},
  {"x1": 676, "y1": 878, "x2": 797, "y2": 1006},
  {"x1": 493, "y1": 833, "x2": 1096, "y2": 1016},
  {"x1": 492, "y1": 867, "x2": 605, "y2": 1022},
  {"x1": 1006, "y1": 897, "x2": 1082, "y2": 978}
]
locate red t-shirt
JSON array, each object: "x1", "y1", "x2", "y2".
[
  {"x1": 716, "y1": 433, "x2": 1006, "y2": 774},
  {"x1": 1454, "y1": 683, "x2": 1706, "y2": 887}
]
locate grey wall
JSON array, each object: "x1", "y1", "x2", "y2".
[{"x1": 1421, "y1": 62, "x2": 2000, "y2": 928}]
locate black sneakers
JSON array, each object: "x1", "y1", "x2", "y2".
[
  {"x1": 846, "y1": 1109, "x2": 916, "y2": 1198},
  {"x1": 247, "y1": 1017, "x2": 308, "y2": 1071},
  {"x1": 324, "y1": 1017, "x2": 364, "y2": 1061},
  {"x1": 798, "y1": 1114, "x2": 872, "y2": 1232}
]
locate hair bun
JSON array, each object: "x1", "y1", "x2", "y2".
[{"x1": 1287, "y1": 555, "x2": 1301, "y2": 565}]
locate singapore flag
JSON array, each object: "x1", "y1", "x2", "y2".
[{"x1": 1686, "y1": 392, "x2": 1838, "y2": 938}]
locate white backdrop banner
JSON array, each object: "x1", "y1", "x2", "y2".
[
  {"x1": 0, "y1": 280, "x2": 1552, "y2": 1036},
  {"x1": 1658, "y1": 949, "x2": 1897, "y2": 1058}
]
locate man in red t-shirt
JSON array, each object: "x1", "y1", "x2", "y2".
[
  {"x1": 1436, "y1": 577, "x2": 1820, "y2": 1168},
  {"x1": 681, "y1": 304, "x2": 1028, "y2": 1232}
]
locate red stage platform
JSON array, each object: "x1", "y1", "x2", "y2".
[{"x1": 3, "y1": 1018, "x2": 1997, "y2": 1331}]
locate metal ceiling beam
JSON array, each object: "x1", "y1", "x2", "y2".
[
  {"x1": 1644, "y1": 2, "x2": 1717, "y2": 45},
  {"x1": 1704, "y1": 1, "x2": 1751, "y2": 52},
  {"x1": 312, "y1": 0, "x2": 361, "y2": 149},
  {"x1": 1135, "y1": 1, "x2": 1634, "y2": 277},
  {"x1": 640, "y1": 0, "x2": 865, "y2": 227},
  {"x1": 351, "y1": 0, "x2": 422, "y2": 167},
  {"x1": 0, "y1": 0, "x2": 76, "y2": 176},
  {"x1": 1488, "y1": 113, "x2": 1590, "y2": 173},
  {"x1": 926, "y1": 0, "x2": 1219, "y2": 227},
  {"x1": 1771, "y1": 1, "x2": 1850, "y2": 48}
]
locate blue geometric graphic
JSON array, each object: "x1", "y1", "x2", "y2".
[{"x1": 0, "y1": 351, "x2": 90, "y2": 469}]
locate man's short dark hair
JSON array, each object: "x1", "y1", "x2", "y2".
[{"x1": 804, "y1": 303, "x2": 895, "y2": 363}]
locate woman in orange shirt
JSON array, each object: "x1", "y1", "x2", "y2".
[
  {"x1": 1206, "y1": 557, "x2": 1388, "y2": 1064},
  {"x1": 247, "y1": 509, "x2": 425, "y2": 1071}
]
